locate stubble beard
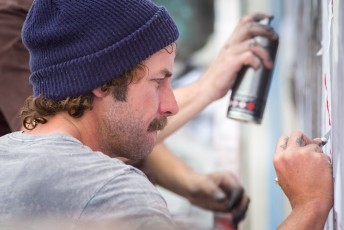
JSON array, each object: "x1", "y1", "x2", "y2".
[{"x1": 99, "y1": 115, "x2": 168, "y2": 163}]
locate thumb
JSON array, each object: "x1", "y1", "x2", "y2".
[{"x1": 204, "y1": 180, "x2": 226, "y2": 201}]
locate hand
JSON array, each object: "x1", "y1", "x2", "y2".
[
  {"x1": 199, "y1": 13, "x2": 278, "y2": 102},
  {"x1": 273, "y1": 131, "x2": 333, "y2": 217},
  {"x1": 185, "y1": 171, "x2": 250, "y2": 226}
]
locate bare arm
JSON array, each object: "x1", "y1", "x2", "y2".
[
  {"x1": 146, "y1": 142, "x2": 196, "y2": 197},
  {"x1": 278, "y1": 203, "x2": 330, "y2": 230},
  {"x1": 147, "y1": 143, "x2": 249, "y2": 226},
  {"x1": 157, "y1": 13, "x2": 278, "y2": 141}
]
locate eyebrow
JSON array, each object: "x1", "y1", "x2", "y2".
[{"x1": 162, "y1": 68, "x2": 173, "y2": 78}]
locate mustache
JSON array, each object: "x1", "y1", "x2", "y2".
[{"x1": 147, "y1": 117, "x2": 168, "y2": 131}]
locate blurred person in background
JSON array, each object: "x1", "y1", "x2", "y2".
[{"x1": 0, "y1": 0, "x2": 32, "y2": 135}]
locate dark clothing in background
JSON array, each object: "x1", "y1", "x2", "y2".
[{"x1": 0, "y1": 0, "x2": 33, "y2": 135}]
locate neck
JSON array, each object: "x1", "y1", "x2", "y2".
[{"x1": 24, "y1": 112, "x2": 101, "y2": 152}]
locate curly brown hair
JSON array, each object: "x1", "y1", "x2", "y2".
[{"x1": 20, "y1": 64, "x2": 145, "y2": 130}]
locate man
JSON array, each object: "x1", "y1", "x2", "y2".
[
  {"x1": 1, "y1": 0, "x2": 258, "y2": 229},
  {"x1": 0, "y1": 0, "x2": 260, "y2": 226},
  {"x1": 0, "y1": 0, "x2": 179, "y2": 228},
  {"x1": 0, "y1": 0, "x2": 333, "y2": 229}
]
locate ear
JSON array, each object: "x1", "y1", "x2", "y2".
[{"x1": 92, "y1": 87, "x2": 107, "y2": 98}]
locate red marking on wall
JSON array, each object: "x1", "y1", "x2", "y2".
[{"x1": 324, "y1": 74, "x2": 331, "y2": 126}]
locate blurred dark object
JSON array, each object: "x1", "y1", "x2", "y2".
[
  {"x1": 0, "y1": 0, "x2": 33, "y2": 134},
  {"x1": 154, "y1": 0, "x2": 214, "y2": 63}
]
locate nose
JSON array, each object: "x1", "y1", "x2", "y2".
[{"x1": 159, "y1": 85, "x2": 179, "y2": 117}]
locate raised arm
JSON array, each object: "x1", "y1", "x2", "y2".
[{"x1": 157, "y1": 13, "x2": 278, "y2": 141}]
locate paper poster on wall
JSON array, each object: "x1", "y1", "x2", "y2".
[
  {"x1": 322, "y1": 0, "x2": 335, "y2": 229},
  {"x1": 330, "y1": 0, "x2": 344, "y2": 228},
  {"x1": 323, "y1": 0, "x2": 344, "y2": 229}
]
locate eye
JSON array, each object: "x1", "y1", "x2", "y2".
[{"x1": 154, "y1": 78, "x2": 164, "y2": 85}]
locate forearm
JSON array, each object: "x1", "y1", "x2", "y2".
[
  {"x1": 146, "y1": 144, "x2": 250, "y2": 216},
  {"x1": 157, "y1": 76, "x2": 214, "y2": 142},
  {"x1": 146, "y1": 142, "x2": 198, "y2": 197},
  {"x1": 278, "y1": 201, "x2": 330, "y2": 230}
]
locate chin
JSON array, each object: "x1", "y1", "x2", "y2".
[{"x1": 147, "y1": 130, "x2": 158, "y2": 142}]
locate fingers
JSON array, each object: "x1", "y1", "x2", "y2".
[
  {"x1": 222, "y1": 13, "x2": 278, "y2": 72},
  {"x1": 226, "y1": 187, "x2": 244, "y2": 211},
  {"x1": 312, "y1": 137, "x2": 323, "y2": 146},
  {"x1": 231, "y1": 22, "x2": 278, "y2": 45},
  {"x1": 240, "y1": 13, "x2": 272, "y2": 23},
  {"x1": 276, "y1": 131, "x2": 313, "y2": 151},
  {"x1": 278, "y1": 132, "x2": 324, "y2": 147},
  {"x1": 273, "y1": 131, "x2": 334, "y2": 213},
  {"x1": 217, "y1": 173, "x2": 250, "y2": 224},
  {"x1": 206, "y1": 180, "x2": 226, "y2": 201},
  {"x1": 275, "y1": 131, "x2": 324, "y2": 160},
  {"x1": 229, "y1": 39, "x2": 273, "y2": 69},
  {"x1": 301, "y1": 142, "x2": 324, "y2": 154},
  {"x1": 221, "y1": 182, "x2": 249, "y2": 226},
  {"x1": 228, "y1": 13, "x2": 278, "y2": 46},
  {"x1": 275, "y1": 135, "x2": 289, "y2": 154},
  {"x1": 274, "y1": 131, "x2": 331, "y2": 190},
  {"x1": 287, "y1": 131, "x2": 306, "y2": 147},
  {"x1": 231, "y1": 195, "x2": 250, "y2": 227}
]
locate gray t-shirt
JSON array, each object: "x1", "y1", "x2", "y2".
[{"x1": 0, "y1": 132, "x2": 176, "y2": 230}]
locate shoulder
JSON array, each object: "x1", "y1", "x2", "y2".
[
  {"x1": 77, "y1": 165, "x2": 175, "y2": 229},
  {"x1": 80, "y1": 166, "x2": 169, "y2": 214}
]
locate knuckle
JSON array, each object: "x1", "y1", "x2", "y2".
[
  {"x1": 290, "y1": 130, "x2": 304, "y2": 137},
  {"x1": 243, "y1": 51, "x2": 253, "y2": 61},
  {"x1": 273, "y1": 154, "x2": 281, "y2": 166},
  {"x1": 240, "y1": 15, "x2": 251, "y2": 23}
]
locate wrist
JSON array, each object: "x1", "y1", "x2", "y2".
[
  {"x1": 198, "y1": 67, "x2": 232, "y2": 103},
  {"x1": 197, "y1": 74, "x2": 220, "y2": 103},
  {"x1": 177, "y1": 170, "x2": 204, "y2": 198},
  {"x1": 292, "y1": 200, "x2": 331, "y2": 228}
]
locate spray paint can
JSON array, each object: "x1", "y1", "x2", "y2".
[{"x1": 227, "y1": 18, "x2": 279, "y2": 124}]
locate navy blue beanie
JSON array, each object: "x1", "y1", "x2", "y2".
[{"x1": 22, "y1": 0, "x2": 179, "y2": 100}]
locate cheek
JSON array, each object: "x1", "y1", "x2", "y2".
[{"x1": 130, "y1": 87, "x2": 160, "y2": 120}]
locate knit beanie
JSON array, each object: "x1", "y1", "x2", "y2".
[{"x1": 22, "y1": 0, "x2": 179, "y2": 100}]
